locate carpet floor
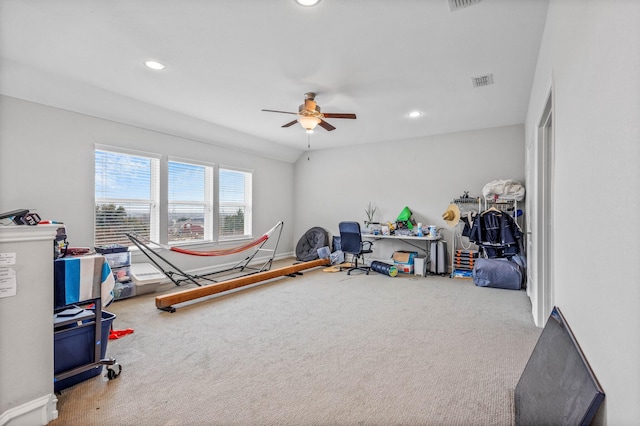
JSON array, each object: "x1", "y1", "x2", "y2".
[{"x1": 51, "y1": 259, "x2": 541, "y2": 426}]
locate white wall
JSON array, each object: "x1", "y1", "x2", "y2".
[
  {"x1": 525, "y1": 1, "x2": 640, "y2": 424},
  {"x1": 0, "y1": 95, "x2": 296, "y2": 270},
  {"x1": 293, "y1": 125, "x2": 525, "y2": 262}
]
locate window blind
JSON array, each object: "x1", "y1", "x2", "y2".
[
  {"x1": 218, "y1": 168, "x2": 252, "y2": 239},
  {"x1": 168, "y1": 160, "x2": 213, "y2": 243},
  {"x1": 95, "y1": 149, "x2": 160, "y2": 246}
]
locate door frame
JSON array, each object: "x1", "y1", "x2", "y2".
[{"x1": 530, "y1": 85, "x2": 555, "y2": 327}]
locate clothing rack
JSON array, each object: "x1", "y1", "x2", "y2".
[
  {"x1": 453, "y1": 196, "x2": 482, "y2": 210},
  {"x1": 483, "y1": 197, "x2": 525, "y2": 232}
]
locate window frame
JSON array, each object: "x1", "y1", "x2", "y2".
[
  {"x1": 94, "y1": 145, "x2": 161, "y2": 246},
  {"x1": 167, "y1": 156, "x2": 214, "y2": 245},
  {"x1": 94, "y1": 146, "x2": 254, "y2": 247},
  {"x1": 217, "y1": 166, "x2": 253, "y2": 241}
]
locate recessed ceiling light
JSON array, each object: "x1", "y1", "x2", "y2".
[
  {"x1": 144, "y1": 60, "x2": 165, "y2": 70},
  {"x1": 296, "y1": 0, "x2": 320, "y2": 6},
  {"x1": 408, "y1": 111, "x2": 423, "y2": 118}
]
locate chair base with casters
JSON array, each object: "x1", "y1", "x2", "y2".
[
  {"x1": 344, "y1": 253, "x2": 372, "y2": 275},
  {"x1": 338, "y1": 221, "x2": 373, "y2": 275}
]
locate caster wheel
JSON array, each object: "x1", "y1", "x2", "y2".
[{"x1": 106, "y1": 363, "x2": 122, "y2": 380}]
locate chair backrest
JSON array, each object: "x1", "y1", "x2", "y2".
[{"x1": 339, "y1": 221, "x2": 363, "y2": 255}]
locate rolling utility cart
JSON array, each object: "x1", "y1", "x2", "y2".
[
  {"x1": 54, "y1": 298, "x2": 121, "y2": 391},
  {"x1": 54, "y1": 254, "x2": 122, "y2": 391}
]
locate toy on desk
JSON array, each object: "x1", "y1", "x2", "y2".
[{"x1": 396, "y1": 206, "x2": 417, "y2": 230}]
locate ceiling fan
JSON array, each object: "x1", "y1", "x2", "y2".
[{"x1": 262, "y1": 92, "x2": 356, "y2": 133}]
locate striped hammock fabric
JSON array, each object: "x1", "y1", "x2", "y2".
[
  {"x1": 167, "y1": 221, "x2": 282, "y2": 257},
  {"x1": 170, "y1": 234, "x2": 269, "y2": 257}
]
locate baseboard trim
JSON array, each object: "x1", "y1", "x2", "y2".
[{"x1": 0, "y1": 393, "x2": 58, "y2": 426}]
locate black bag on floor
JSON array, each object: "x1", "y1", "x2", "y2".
[{"x1": 472, "y1": 258, "x2": 522, "y2": 290}]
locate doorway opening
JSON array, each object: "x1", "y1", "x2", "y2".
[{"x1": 535, "y1": 89, "x2": 555, "y2": 326}]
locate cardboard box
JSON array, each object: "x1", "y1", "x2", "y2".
[
  {"x1": 395, "y1": 263, "x2": 414, "y2": 274},
  {"x1": 393, "y1": 251, "x2": 418, "y2": 274}
]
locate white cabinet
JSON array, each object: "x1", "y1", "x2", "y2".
[{"x1": 0, "y1": 225, "x2": 59, "y2": 425}]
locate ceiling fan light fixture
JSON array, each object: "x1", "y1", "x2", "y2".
[{"x1": 298, "y1": 115, "x2": 321, "y2": 131}]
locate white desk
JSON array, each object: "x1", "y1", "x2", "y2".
[
  {"x1": 361, "y1": 233, "x2": 441, "y2": 255},
  {"x1": 362, "y1": 234, "x2": 442, "y2": 276}
]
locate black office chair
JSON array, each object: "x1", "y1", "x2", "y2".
[{"x1": 338, "y1": 221, "x2": 373, "y2": 275}]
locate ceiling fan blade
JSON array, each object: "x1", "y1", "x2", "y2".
[
  {"x1": 282, "y1": 119, "x2": 298, "y2": 128},
  {"x1": 322, "y1": 113, "x2": 357, "y2": 119},
  {"x1": 262, "y1": 109, "x2": 298, "y2": 115},
  {"x1": 318, "y1": 119, "x2": 336, "y2": 131}
]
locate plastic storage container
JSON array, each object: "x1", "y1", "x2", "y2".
[
  {"x1": 130, "y1": 263, "x2": 165, "y2": 295},
  {"x1": 95, "y1": 244, "x2": 128, "y2": 254},
  {"x1": 54, "y1": 310, "x2": 116, "y2": 392},
  {"x1": 103, "y1": 251, "x2": 131, "y2": 269},
  {"x1": 100, "y1": 248, "x2": 135, "y2": 300},
  {"x1": 113, "y1": 280, "x2": 136, "y2": 299}
]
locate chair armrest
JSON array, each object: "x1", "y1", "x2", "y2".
[{"x1": 362, "y1": 241, "x2": 373, "y2": 250}]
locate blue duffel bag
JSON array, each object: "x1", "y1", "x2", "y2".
[{"x1": 472, "y1": 258, "x2": 523, "y2": 290}]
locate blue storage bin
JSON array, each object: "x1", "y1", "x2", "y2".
[{"x1": 54, "y1": 310, "x2": 116, "y2": 392}]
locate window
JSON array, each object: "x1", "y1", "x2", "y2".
[
  {"x1": 95, "y1": 148, "x2": 252, "y2": 246},
  {"x1": 168, "y1": 159, "x2": 213, "y2": 244},
  {"x1": 94, "y1": 148, "x2": 160, "y2": 246},
  {"x1": 218, "y1": 168, "x2": 252, "y2": 240}
]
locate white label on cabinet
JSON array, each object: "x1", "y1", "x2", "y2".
[
  {"x1": 0, "y1": 252, "x2": 16, "y2": 266},
  {"x1": 0, "y1": 267, "x2": 17, "y2": 298}
]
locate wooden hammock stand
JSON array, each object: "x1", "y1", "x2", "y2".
[{"x1": 155, "y1": 258, "x2": 330, "y2": 312}]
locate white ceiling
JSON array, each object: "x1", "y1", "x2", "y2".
[{"x1": 0, "y1": 0, "x2": 549, "y2": 163}]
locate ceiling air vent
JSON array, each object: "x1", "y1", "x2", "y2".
[
  {"x1": 471, "y1": 73, "x2": 494, "y2": 88},
  {"x1": 448, "y1": 0, "x2": 482, "y2": 12}
]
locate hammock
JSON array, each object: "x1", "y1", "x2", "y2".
[
  {"x1": 127, "y1": 221, "x2": 283, "y2": 287},
  {"x1": 170, "y1": 233, "x2": 269, "y2": 257}
]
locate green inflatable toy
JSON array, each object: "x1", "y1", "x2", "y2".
[{"x1": 396, "y1": 206, "x2": 414, "y2": 229}]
